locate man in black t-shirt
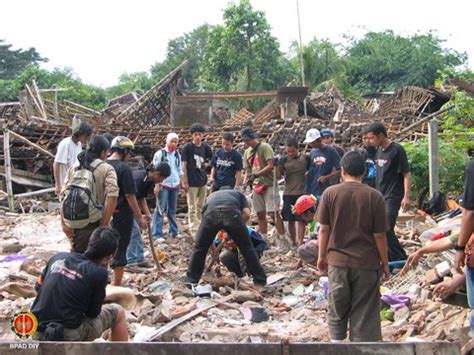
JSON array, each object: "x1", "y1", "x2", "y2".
[
  {"x1": 126, "y1": 163, "x2": 171, "y2": 267},
  {"x1": 210, "y1": 132, "x2": 243, "y2": 192},
  {"x1": 186, "y1": 190, "x2": 267, "y2": 286},
  {"x1": 454, "y1": 159, "x2": 474, "y2": 339},
  {"x1": 366, "y1": 122, "x2": 410, "y2": 261},
  {"x1": 107, "y1": 136, "x2": 147, "y2": 286},
  {"x1": 32, "y1": 227, "x2": 128, "y2": 341},
  {"x1": 182, "y1": 123, "x2": 213, "y2": 237}
]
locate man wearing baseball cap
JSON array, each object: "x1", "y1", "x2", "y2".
[
  {"x1": 321, "y1": 128, "x2": 345, "y2": 158},
  {"x1": 304, "y1": 128, "x2": 341, "y2": 202}
]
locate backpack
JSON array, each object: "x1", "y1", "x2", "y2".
[
  {"x1": 422, "y1": 191, "x2": 446, "y2": 215},
  {"x1": 61, "y1": 159, "x2": 104, "y2": 229},
  {"x1": 160, "y1": 149, "x2": 181, "y2": 168}
]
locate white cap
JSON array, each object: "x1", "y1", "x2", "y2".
[{"x1": 303, "y1": 129, "x2": 321, "y2": 143}]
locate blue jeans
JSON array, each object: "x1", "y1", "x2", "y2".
[
  {"x1": 151, "y1": 188, "x2": 179, "y2": 239},
  {"x1": 466, "y1": 266, "x2": 474, "y2": 335},
  {"x1": 126, "y1": 219, "x2": 145, "y2": 264}
]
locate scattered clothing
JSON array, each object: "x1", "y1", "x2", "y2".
[{"x1": 297, "y1": 239, "x2": 319, "y2": 265}]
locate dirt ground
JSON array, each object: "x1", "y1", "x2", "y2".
[{"x1": 0, "y1": 210, "x2": 470, "y2": 345}]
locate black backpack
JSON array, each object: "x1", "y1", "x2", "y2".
[{"x1": 422, "y1": 191, "x2": 446, "y2": 215}]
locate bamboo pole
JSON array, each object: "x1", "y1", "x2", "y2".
[
  {"x1": 7, "y1": 129, "x2": 54, "y2": 158},
  {"x1": 396, "y1": 105, "x2": 454, "y2": 136},
  {"x1": 32, "y1": 80, "x2": 48, "y2": 119},
  {"x1": 3, "y1": 129, "x2": 15, "y2": 211}
]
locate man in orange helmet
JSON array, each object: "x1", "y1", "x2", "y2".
[{"x1": 292, "y1": 195, "x2": 319, "y2": 268}]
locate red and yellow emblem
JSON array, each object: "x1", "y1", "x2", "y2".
[{"x1": 10, "y1": 307, "x2": 38, "y2": 340}]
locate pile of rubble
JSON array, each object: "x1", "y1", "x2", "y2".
[{"x1": 0, "y1": 205, "x2": 469, "y2": 346}]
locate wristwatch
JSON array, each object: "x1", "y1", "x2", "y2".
[{"x1": 454, "y1": 244, "x2": 466, "y2": 251}]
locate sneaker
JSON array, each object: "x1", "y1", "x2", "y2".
[
  {"x1": 155, "y1": 237, "x2": 166, "y2": 243},
  {"x1": 136, "y1": 261, "x2": 154, "y2": 268}
]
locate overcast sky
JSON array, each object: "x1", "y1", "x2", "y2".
[{"x1": 1, "y1": 0, "x2": 472, "y2": 87}]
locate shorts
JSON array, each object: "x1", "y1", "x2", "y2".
[
  {"x1": 111, "y1": 211, "x2": 134, "y2": 268},
  {"x1": 252, "y1": 186, "x2": 280, "y2": 213},
  {"x1": 71, "y1": 221, "x2": 101, "y2": 253},
  {"x1": 34, "y1": 303, "x2": 119, "y2": 341},
  {"x1": 297, "y1": 239, "x2": 319, "y2": 264},
  {"x1": 281, "y1": 195, "x2": 302, "y2": 221}
]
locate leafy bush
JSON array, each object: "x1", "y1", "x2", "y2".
[{"x1": 404, "y1": 138, "x2": 469, "y2": 198}]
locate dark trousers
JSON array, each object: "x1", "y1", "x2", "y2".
[
  {"x1": 186, "y1": 207, "x2": 267, "y2": 285},
  {"x1": 385, "y1": 197, "x2": 407, "y2": 261},
  {"x1": 328, "y1": 266, "x2": 382, "y2": 341},
  {"x1": 111, "y1": 210, "x2": 133, "y2": 268}
]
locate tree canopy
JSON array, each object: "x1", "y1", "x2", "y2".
[{"x1": 0, "y1": 1, "x2": 470, "y2": 109}]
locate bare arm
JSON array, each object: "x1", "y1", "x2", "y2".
[
  {"x1": 374, "y1": 232, "x2": 391, "y2": 280},
  {"x1": 257, "y1": 159, "x2": 274, "y2": 178},
  {"x1": 401, "y1": 172, "x2": 411, "y2": 211},
  {"x1": 455, "y1": 207, "x2": 474, "y2": 272},
  {"x1": 234, "y1": 170, "x2": 242, "y2": 189},
  {"x1": 241, "y1": 207, "x2": 251, "y2": 223},
  {"x1": 210, "y1": 167, "x2": 216, "y2": 184},
  {"x1": 100, "y1": 196, "x2": 117, "y2": 226},
  {"x1": 319, "y1": 169, "x2": 341, "y2": 183},
  {"x1": 53, "y1": 162, "x2": 64, "y2": 196},
  {"x1": 317, "y1": 223, "x2": 330, "y2": 275},
  {"x1": 125, "y1": 193, "x2": 146, "y2": 230},
  {"x1": 406, "y1": 237, "x2": 455, "y2": 268}
]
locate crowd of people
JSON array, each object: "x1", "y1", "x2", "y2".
[{"x1": 29, "y1": 119, "x2": 473, "y2": 343}]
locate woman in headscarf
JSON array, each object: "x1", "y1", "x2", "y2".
[{"x1": 150, "y1": 133, "x2": 188, "y2": 242}]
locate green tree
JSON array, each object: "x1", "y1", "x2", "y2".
[
  {"x1": 203, "y1": 0, "x2": 289, "y2": 91},
  {"x1": 345, "y1": 30, "x2": 467, "y2": 94},
  {"x1": 0, "y1": 40, "x2": 47, "y2": 79},
  {"x1": 105, "y1": 71, "x2": 153, "y2": 100},
  {"x1": 0, "y1": 65, "x2": 106, "y2": 110},
  {"x1": 151, "y1": 24, "x2": 211, "y2": 91}
]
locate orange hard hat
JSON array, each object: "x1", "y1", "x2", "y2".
[{"x1": 292, "y1": 195, "x2": 317, "y2": 215}]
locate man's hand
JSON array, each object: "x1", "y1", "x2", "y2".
[
  {"x1": 180, "y1": 181, "x2": 189, "y2": 192},
  {"x1": 137, "y1": 216, "x2": 147, "y2": 231},
  {"x1": 62, "y1": 224, "x2": 73, "y2": 239},
  {"x1": 401, "y1": 195, "x2": 411, "y2": 212},
  {"x1": 55, "y1": 184, "x2": 62, "y2": 198},
  {"x1": 381, "y1": 263, "x2": 391, "y2": 281},
  {"x1": 153, "y1": 183, "x2": 161, "y2": 195},
  {"x1": 406, "y1": 250, "x2": 423, "y2": 269},
  {"x1": 318, "y1": 175, "x2": 329, "y2": 184},
  {"x1": 144, "y1": 213, "x2": 152, "y2": 224},
  {"x1": 454, "y1": 250, "x2": 466, "y2": 273},
  {"x1": 209, "y1": 176, "x2": 215, "y2": 185},
  {"x1": 317, "y1": 257, "x2": 328, "y2": 275},
  {"x1": 433, "y1": 279, "x2": 457, "y2": 300}
]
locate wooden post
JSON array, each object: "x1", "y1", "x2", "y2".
[
  {"x1": 3, "y1": 129, "x2": 14, "y2": 211},
  {"x1": 208, "y1": 100, "x2": 213, "y2": 125},
  {"x1": 52, "y1": 85, "x2": 59, "y2": 120},
  {"x1": 428, "y1": 118, "x2": 440, "y2": 197},
  {"x1": 169, "y1": 82, "x2": 177, "y2": 127}
]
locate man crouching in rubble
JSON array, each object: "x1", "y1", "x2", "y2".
[
  {"x1": 186, "y1": 189, "x2": 267, "y2": 286},
  {"x1": 31, "y1": 227, "x2": 128, "y2": 341}
]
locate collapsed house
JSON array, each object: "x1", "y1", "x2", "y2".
[{"x1": 0, "y1": 62, "x2": 469, "y2": 352}]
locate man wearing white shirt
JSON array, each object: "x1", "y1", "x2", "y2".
[{"x1": 54, "y1": 122, "x2": 92, "y2": 196}]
